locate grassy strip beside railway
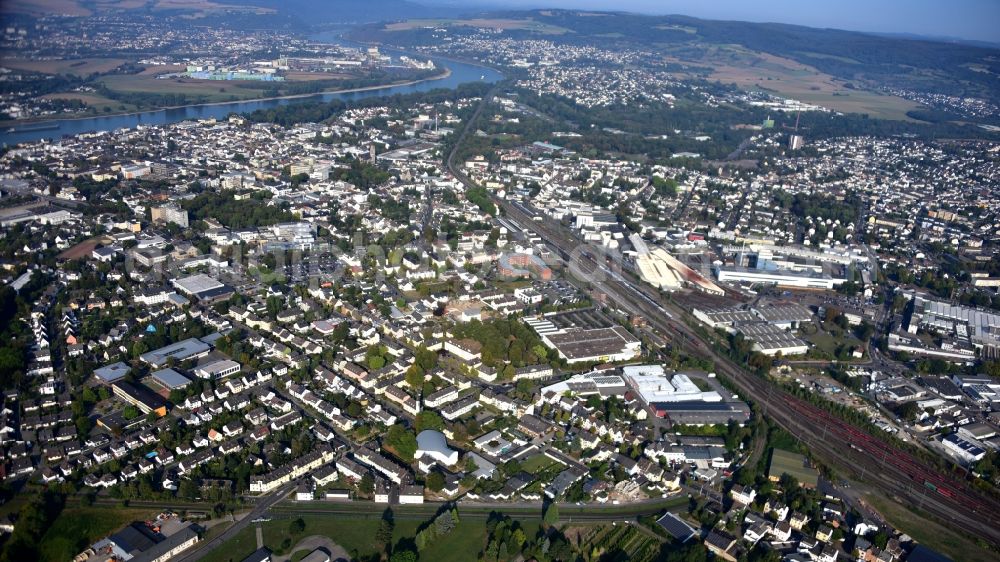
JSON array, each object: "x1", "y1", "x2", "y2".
[
  {"x1": 268, "y1": 495, "x2": 689, "y2": 519},
  {"x1": 197, "y1": 497, "x2": 688, "y2": 562},
  {"x1": 865, "y1": 493, "x2": 997, "y2": 562}
]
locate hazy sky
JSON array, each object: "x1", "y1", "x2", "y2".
[{"x1": 448, "y1": 0, "x2": 1000, "y2": 43}]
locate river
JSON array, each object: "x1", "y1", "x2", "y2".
[{"x1": 1, "y1": 32, "x2": 501, "y2": 145}]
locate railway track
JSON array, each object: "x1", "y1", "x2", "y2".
[
  {"x1": 491, "y1": 195, "x2": 1000, "y2": 546},
  {"x1": 445, "y1": 91, "x2": 999, "y2": 546}
]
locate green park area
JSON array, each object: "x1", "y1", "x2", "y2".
[
  {"x1": 521, "y1": 453, "x2": 560, "y2": 474},
  {"x1": 201, "y1": 510, "x2": 543, "y2": 562}
]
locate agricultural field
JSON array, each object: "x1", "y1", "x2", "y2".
[
  {"x1": 98, "y1": 74, "x2": 270, "y2": 102},
  {"x1": 0, "y1": 0, "x2": 91, "y2": 16},
  {"x1": 283, "y1": 71, "x2": 356, "y2": 82},
  {"x1": 151, "y1": 0, "x2": 274, "y2": 13},
  {"x1": 96, "y1": 67, "x2": 381, "y2": 105},
  {"x1": 573, "y1": 523, "x2": 664, "y2": 562},
  {"x1": 2, "y1": 0, "x2": 273, "y2": 15},
  {"x1": 663, "y1": 46, "x2": 922, "y2": 121},
  {"x1": 0, "y1": 57, "x2": 127, "y2": 76},
  {"x1": 654, "y1": 24, "x2": 697, "y2": 34},
  {"x1": 137, "y1": 64, "x2": 186, "y2": 75},
  {"x1": 97, "y1": 0, "x2": 146, "y2": 8},
  {"x1": 773, "y1": 89, "x2": 921, "y2": 122}
]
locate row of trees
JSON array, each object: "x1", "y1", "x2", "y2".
[
  {"x1": 414, "y1": 507, "x2": 460, "y2": 551},
  {"x1": 0, "y1": 271, "x2": 50, "y2": 391}
]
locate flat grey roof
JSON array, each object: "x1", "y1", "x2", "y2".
[
  {"x1": 755, "y1": 304, "x2": 813, "y2": 323},
  {"x1": 200, "y1": 332, "x2": 226, "y2": 345},
  {"x1": 95, "y1": 361, "x2": 130, "y2": 383},
  {"x1": 544, "y1": 326, "x2": 639, "y2": 360},
  {"x1": 151, "y1": 368, "x2": 191, "y2": 389},
  {"x1": 140, "y1": 337, "x2": 211, "y2": 367},
  {"x1": 172, "y1": 273, "x2": 223, "y2": 296}
]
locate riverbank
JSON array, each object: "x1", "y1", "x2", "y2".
[
  {"x1": 1, "y1": 68, "x2": 451, "y2": 131},
  {"x1": 2, "y1": 46, "x2": 500, "y2": 145},
  {"x1": 337, "y1": 29, "x2": 502, "y2": 80}
]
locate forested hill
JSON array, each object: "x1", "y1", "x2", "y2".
[
  {"x1": 240, "y1": 0, "x2": 460, "y2": 24},
  {"x1": 358, "y1": 9, "x2": 1000, "y2": 104}
]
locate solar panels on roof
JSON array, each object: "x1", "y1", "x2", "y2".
[{"x1": 656, "y1": 512, "x2": 696, "y2": 542}]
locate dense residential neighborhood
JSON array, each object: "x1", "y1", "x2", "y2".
[{"x1": 1, "y1": 3, "x2": 999, "y2": 562}]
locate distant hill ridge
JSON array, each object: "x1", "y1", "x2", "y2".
[{"x1": 355, "y1": 8, "x2": 1000, "y2": 104}]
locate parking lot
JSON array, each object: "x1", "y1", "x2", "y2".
[{"x1": 546, "y1": 307, "x2": 614, "y2": 330}]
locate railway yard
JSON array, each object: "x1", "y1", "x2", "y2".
[{"x1": 470, "y1": 164, "x2": 1000, "y2": 550}]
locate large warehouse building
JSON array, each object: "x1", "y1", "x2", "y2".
[
  {"x1": 621, "y1": 365, "x2": 750, "y2": 426},
  {"x1": 171, "y1": 273, "x2": 234, "y2": 303},
  {"x1": 714, "y1": 265, "x2": 846, "y2": 290},
  {"x1": 622, "y1": 365, "x2": 722, "y2": 403},
  {"x1": 537, "y1": 325, "x2": 641, "y2": 364}
]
